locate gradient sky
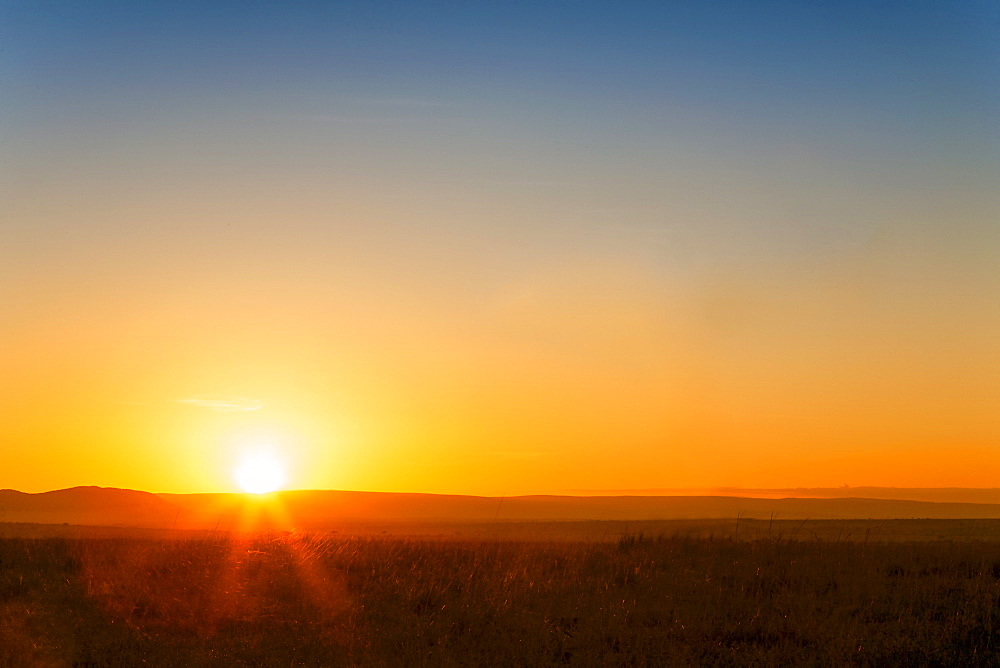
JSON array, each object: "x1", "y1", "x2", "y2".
[{"x1": 2, "y1": 1, "x2": 999, "y2": 494}]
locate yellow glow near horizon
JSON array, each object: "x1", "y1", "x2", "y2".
[{"x1": 234, "y1": 451, "x2": 287, "y2": 495}]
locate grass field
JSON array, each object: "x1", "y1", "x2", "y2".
[{"x1": 3, "y1": 523, "x2": 1000, "y2": 665}]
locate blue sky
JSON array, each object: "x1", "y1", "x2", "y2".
[
  {"x1": 5, "y1": 1, "x2": 996, "y2": 140},
  {"x1": 3, "y1": 1, "x2": 996, "y2": 281}
]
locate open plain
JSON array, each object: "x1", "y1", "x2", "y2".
[{"x1": 4, "y1": 521, "x2": 1000, "y2": 666}]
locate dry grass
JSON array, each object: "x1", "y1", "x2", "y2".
[{"x1": 3, "y1": 530, "x2": 1000, "y2": 665}]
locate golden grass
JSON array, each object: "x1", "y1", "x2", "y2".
[{"x1": 3, "y1": 529, "x2": 1000, "y2": 665}]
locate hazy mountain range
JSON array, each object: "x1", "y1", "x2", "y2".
[
  {"x1": 565, "y1": 488, "x2": 1000, "y2": 504},
  {"x1": 6, "y1": 487, "x2": 1000, "y2": 530}
]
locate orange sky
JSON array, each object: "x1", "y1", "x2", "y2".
[{"x1": 3, "y1": 2, "x2": 999, "y2": 494}]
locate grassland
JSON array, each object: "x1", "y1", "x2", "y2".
[{"x1": 3, "y1": 523, "x2": 1000, "y2": 666}]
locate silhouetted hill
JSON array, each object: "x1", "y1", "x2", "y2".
[
  {"x1": 567, "y1": 487, "x2": 1000, "y2": 505},
  {"x1": 8, "y1": 487, "x2": 1000, "y2": 530},
  {"x1": 0, "y1": 486, "x2": 178, "y2": 527},
  {"x1": 159, "y1": 490, "x2": 1000, "y2": 531},
  {"x1": 748, "y1": 487, "x2": 1000, "y2": 505}
]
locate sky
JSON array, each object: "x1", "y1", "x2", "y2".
[{"x1": 2, "y1": 1, "x2": 999, "y2": 494}]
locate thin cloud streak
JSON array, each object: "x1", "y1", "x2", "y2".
[{"x1": 176, "y1": 397, "x2": 264, "y2": 412}]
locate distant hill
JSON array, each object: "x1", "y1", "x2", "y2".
[
  {"x1": 161, "y1": 491, "x2": 1000, "y2": 530},
  {"x1": 7, "y1": 487, "x2": 1000, "y2": 530},
  {"x1": 0, "y1": 486, "x2": 178, "y2": 527},
  {"x1": 566, "y1": 487, "x2": 1000, "y2": 505}
]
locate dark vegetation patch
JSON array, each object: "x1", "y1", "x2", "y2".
[{"x1": 2, "y1": 533, "x2": 1000, "y2": 665}]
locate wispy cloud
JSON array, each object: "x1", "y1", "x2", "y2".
[{"x1": 176, "y1": 396, "x2": 263, "y2": 412}]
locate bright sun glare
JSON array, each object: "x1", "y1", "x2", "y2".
[{"x1": 234, "y1": 452, "x2": 287, "y2": 494}]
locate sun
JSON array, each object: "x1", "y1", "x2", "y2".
[{"x1": 234, "y1": 451, "x2": 287, "y2": 494}]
